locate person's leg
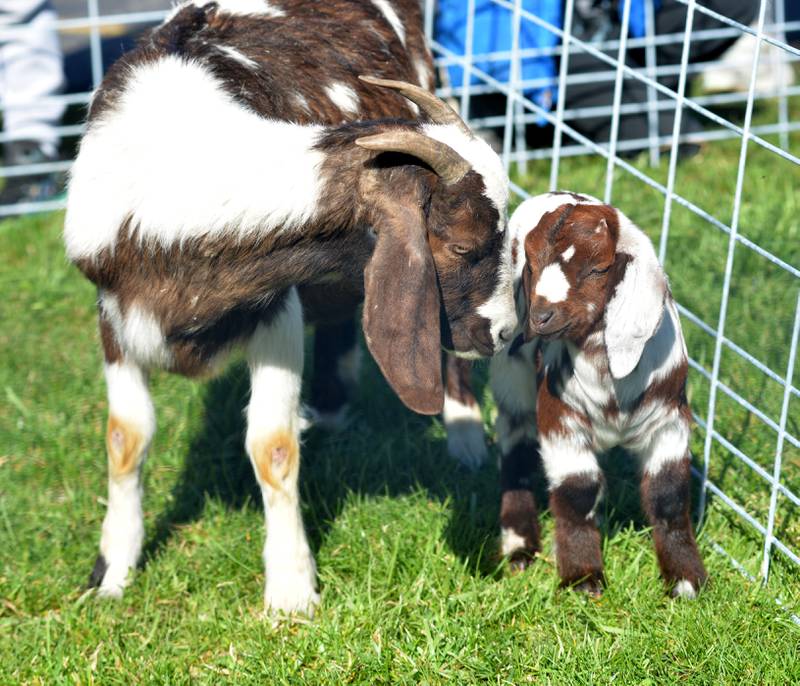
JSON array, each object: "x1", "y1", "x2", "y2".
[
  {"x1": 562, "y1": 0, "x2": 757, "y2": 152},
  {"x1": 654, "y1": 0, "x2": 760, "y2": 88},
  {"x1": 0, "y1": 0, "x2": 65, "y2": 202},
  {"x1": 563, "y1": 25, "x2": 703, "y2": 152}
]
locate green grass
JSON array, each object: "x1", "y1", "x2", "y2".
[{"x1": 2, "y1": 105, "x2": 800, "y2": 683}]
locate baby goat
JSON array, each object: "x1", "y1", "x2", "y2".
[
  {"x1": 490, "y1": 192, "x2": 707, "y2": 598},
  {"x1": 65, "y1": 0, "x2": 516, "y2": 616}
]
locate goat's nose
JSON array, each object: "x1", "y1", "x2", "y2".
[
  {"x1": 533, "y1": 309, "x2": 554, "y2": 326},
  {"x1": 498, "y1": 325, "x2": 515, "y2": 344}
]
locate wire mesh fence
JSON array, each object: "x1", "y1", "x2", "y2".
[{"x1": 1, "y1": 0, "x2": 798, "y2": 615}]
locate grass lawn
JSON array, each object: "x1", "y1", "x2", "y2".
[{"x1": 1, "y1": 105, "x2": 799, "y2": 683}]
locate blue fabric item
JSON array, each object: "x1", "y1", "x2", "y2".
[
  {"x1": 623, "y1": 0, "x2": 662, "y2": 38},
  {"x1": 435, "y1": 0, "x2": 561, "y2": 123}
]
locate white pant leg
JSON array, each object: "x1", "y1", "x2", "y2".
[{"x1": 0, "y1": 0, "x2": 65, "y2": 152}]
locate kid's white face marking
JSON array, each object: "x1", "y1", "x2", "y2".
[
  {"x1": 561, "y1": 245, "x2": 575, "y2": 262},
  {"x1": 535, "y1": 262, "x2": 570, "y2": 303},
  {"x1": 371, "y1": 0, "x2": 406, "y2": 46},
  {"x1": 324, "y1": 82, "x2": 360, "y2": 116},
  {"x1": 65, "y1": 56, "x2": 326, "y2": 259}
]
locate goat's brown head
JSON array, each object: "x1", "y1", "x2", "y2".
[
  {"x1": 513, "y1": 194, "x2": 667, "y2": 379},
  {"x1": 354, "y1": 77, "x2": 516, "y2": 415}
]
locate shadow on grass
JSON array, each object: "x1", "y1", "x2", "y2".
[
  {"x1": 140, "y1": 350, "x2": 704, "y2": 580},
  {"x1": 141, "y1": 355, "x2": 512, "y2": 578}
]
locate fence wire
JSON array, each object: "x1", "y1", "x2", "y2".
[{"x1": 0, "y1": 0, "x2": 797, "y2": 615}]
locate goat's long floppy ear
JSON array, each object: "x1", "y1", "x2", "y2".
[
  {"x1": 604, "y1": 220, "x2": 667, "y2": 379},
  {"x1": 362, "y1": 203, "x2": 444, "y2": 415}
]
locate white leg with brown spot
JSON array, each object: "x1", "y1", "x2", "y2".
[
  {"x1": 97, "y1": 360, "x2": 155, "y2": 598},
  {"x1": 245, "y1": 289, "x2": 318, "y2": 616}
]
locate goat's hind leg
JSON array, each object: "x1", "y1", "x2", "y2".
[
  {"x1": 246, "y1": 289, "x2": 318, "y2": 616},
  {"x1": 90, "y1": 317, "x2": 155, "y2": 597},
  {"x1": 307, "y1": 317, "x2": 359, "y2": 430},
  {"x1": 639, "y1": 424, "x2": 707, "y2": 598}
]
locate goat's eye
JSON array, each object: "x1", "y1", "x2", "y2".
[
  {"x1": 449, "y1": 244, "x2": 472, "y2": 257},
  {"x1": 590, "y1": 265, "x2": 610, "y2": 275}
]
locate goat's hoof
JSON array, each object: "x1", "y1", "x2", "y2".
[
  {"x1": 574, "y1": 579, "x2": 603, "y2": 597},
  {"x1": 445, "y1": 419, "x2": 488, "y2": 470},
  {"x1": 88, "y1": 554, "x2": 130, "y2": 599},
  {"x1": 87, "y1": 554, "x2": 108, "y2": 588},
  {"x1": 507, "y1": 551, "x2": 536, "y2": 574},
  {"x1": 564, "y1": 575, "x2": 604, "y2": 597},
  {"x1": 671, "y1": 578, "x2": 699, "y2": 599},
  {"x1": 265, "y1": 564, "x2": 319, "y2": 618},
  {"x1": 265, "y1": 585, "x2": 319, "y2": 619},
  {"x1": 301, "y1": 403, "x2": 352, "y2": 432}
]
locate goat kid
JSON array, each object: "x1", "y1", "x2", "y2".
[
  {"x1": 489, "y1": 192, "x2": 707, "y2": 598},
  {"x1": 65, "y1": 0, "x2": 516, "y2": 616}
]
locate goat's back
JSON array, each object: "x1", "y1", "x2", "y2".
[{"x1": 90, "y1": 0, "x2": 433, "y2": 127}]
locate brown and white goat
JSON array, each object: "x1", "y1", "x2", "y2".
[
  {"x1": 488, "y1": 192, "x2": 707, "y2": 598},
  {"x1": 64, "y1": 0, "x2": 516, "y2": 615}
]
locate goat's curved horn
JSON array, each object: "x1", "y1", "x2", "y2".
[
  {"x1": 358, "y1": 75, "x2": 472, "y2": 136},
  {"x1": 355, "y1": 130, "x2": 472, "y2": 185}
]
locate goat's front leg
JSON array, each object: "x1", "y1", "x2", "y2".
[
  {"x1": 442, "y1": 355, "x2": 488, "y2": 469},
  {"x1": 639, "y1": 420, "x2": 707, "y2": 598},
  {"x1": 547, "y1": 466, "x2": 605, "y2": 594},
  {"x1": 90, "y1": 353, "x2": 155, "y2": 598},
  {"x1": 491, "y1": 342, "x2": 541, "y2": 568},
  {"x1": 538, "y1": 383, "x2": 604, "y2": 593},
  {"x1": 246, "y1": 289, "x2": 318, "y2": 616}
]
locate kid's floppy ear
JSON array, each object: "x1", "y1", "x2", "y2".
[
  {"x1": 362, "y1": 203, "x2": 444, "y2": 415},
  {"x1": 604, "y1": 221, "x2": 667, "y2": 379}
]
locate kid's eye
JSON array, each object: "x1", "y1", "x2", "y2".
[
  {"x1": 590, "y1": 265, "x2": 610, "y2": 275},
  {"x1": 450, "y1": 244, "x2": 472, "y2": 256}
]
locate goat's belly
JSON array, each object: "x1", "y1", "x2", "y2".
[
  {"x1": 300, "y1": 280, "x2": 363, "y2": 326},
  {"x1": 98, "y1": 283, "x2": 288, "y2": 378}
]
